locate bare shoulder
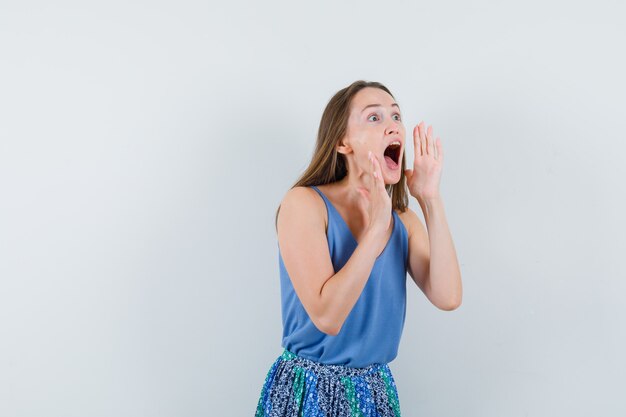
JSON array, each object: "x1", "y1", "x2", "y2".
[
  {"x1": 396, "y1": 206, "x2": 428, "y2": 240},
  {"x1": 394, "y1": 206, "x2": 414, "y2": 237},
  {"x1": 277, "y1": 186, "x2": 327, "y2": 234}
]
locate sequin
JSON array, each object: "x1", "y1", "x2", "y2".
[{"x1": 255, "y1": 348, "x2": 402, "y2": 416}]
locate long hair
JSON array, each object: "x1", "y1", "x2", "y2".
[{"x1": 275, "y1": 80, "x2": 409, "y2": 228}]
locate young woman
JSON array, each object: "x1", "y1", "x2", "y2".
[{"x1": 255, "y1": 80, "x2": 463, "y2": 416}]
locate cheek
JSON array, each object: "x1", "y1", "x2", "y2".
[
  {"x1": 347, "y1": 127, "x2": 369, "y2": 147},
  {"x1": 350, "y1": 120, "x2": 372, "y2": 146},
  {"x1": 354, "y1": 139, "x2": 376, "y2": 169},
  {"x1": 352, "y1": 134, "x2": 369, "y2": 146}
]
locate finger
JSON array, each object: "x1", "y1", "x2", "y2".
[
  {"x1": 369, "y1": 151, "x2": 381, "y2": 185},
  {"x1": 367, "y1": 151, "x2": 376, "y2": 188},
  {"x1": 370, "y1": 153, "x2": 379, "y2": 180},
  {"x1": 372, "y1": 155, "x2": 386, "y2": 191},
  {"x1": 413, "y1": 125, "x2": 420, "y2": 158},
  {"x1": 418, "y1": 121, "x2": 426, "y2": 156},
  {"x1": 369, "y1": 153, "x2": 379, "y2": 181},
  {"x1": 436, "y1": 137, "x2": 443, "y2": 162},
  {"x1": 426, "y1": 125, "x2": 433, "y2": 156}
]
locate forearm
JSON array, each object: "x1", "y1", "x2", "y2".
[
  {"x1": 318, "y1": 229, "x2": 383, "y2": 334},
  {"x1": 417, "y1": 194, "x2": 463, "y2": 309}
]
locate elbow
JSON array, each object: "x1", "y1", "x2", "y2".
[
  {"x1": 311, "y1": 295, "x2": 343, "y2": 336},
  {"x1": 432, "y1": 276, "x2": 463, "y2": 311},
  {"x1": 440, "y1": 297, "x2": 462, "y2": 311},
  {"x1": 314, "y1": 315, "x2": 342, "y2": 336},
  {"x1": 432, "y1": 290, "x2": 462, "y2": 311},
  {"x1": 322, "y1": 326, "x2": 340, "y2": 337}
]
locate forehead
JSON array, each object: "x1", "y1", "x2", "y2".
[{"x1": 350, "y1": 87, "x2": 395, "y2": 111}]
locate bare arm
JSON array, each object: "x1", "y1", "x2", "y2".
[
  {"x1": 406, "y1": 195, "x2": 462, "y2": 310},
  {"x1": 316, "y1": 229, "x2": 384, "y2": 335}
]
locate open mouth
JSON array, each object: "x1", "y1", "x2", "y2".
[{"x1": 383, "y1": 142, "x2": 401, "y2": 169}]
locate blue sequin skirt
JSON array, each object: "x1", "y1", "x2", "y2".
[{"x1": 255, "y1": 348, "x2": 401, "y2": 417}]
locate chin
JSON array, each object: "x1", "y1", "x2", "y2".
[{"x1": 383, "y1": 172, "x2": 402, "y2": 185}]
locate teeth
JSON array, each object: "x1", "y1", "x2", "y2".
[{"x1": 389, "y1": 141, "x2": 401, "y2": 146}]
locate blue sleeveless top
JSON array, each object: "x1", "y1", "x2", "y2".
[{"x1": 278, "y1": 185, "x2": 409, "y2": 368}]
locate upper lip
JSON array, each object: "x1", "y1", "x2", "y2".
[{"x1": 384, "y1": 136, "x2": 403, "y2": 150}]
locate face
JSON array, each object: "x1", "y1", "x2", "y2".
[{"x1": 337, "y1": 87, "x2": 405, "y2": 184}]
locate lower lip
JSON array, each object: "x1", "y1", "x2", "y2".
[{"x1": 384, "y1": 155, "x2": 400, "y2": 170}]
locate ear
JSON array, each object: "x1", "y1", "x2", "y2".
[{"x1": 336, "y1": 136, "x2": 352, "y2": 155}]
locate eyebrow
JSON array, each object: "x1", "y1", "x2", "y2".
[{"x1": 361, "y1": 103, "x2": 401, "y2": 113}]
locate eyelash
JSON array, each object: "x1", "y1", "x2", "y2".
[{"x1": 368, "y1": 113, "x2": 402, "y2": 122}]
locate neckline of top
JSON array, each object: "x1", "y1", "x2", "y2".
[{"x1": 310, "y1": 185, "x2": 396, "y2": 260}]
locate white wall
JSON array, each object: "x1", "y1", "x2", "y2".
[{"x1": 1, "y1": 1, "x2": 624, "y2": 416}]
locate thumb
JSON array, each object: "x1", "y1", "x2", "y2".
[{"x1": 404, "y1": 169, "x2": 412, "y2": 181}]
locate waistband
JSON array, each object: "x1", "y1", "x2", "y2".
[{"x1": 279, "y1": 348, "x2": 389, "y2": 378}]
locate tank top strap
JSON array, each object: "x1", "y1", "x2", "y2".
[
  {"x1": 311, "y1": 184, "x2": 344, "y2": 227},
  {"x1": 309, "y1": 185, "x2": 333, "y2": 218},
  {"x1": 309, "y1": 185, "x2": 327, "y2": 203}
]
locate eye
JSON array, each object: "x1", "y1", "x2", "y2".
[
  {"x1": 393, "y1": 113, "x2": 402, "y2": 121},
  {"x1": 367, "y1": 114, "x2": 379, "y2": 122}
]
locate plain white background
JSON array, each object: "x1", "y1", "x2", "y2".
[{"x1": 1, "y1": 1, "x2": 625, "y2": 416}]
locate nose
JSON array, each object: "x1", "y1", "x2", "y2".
[{"x1": 385, "y1": 119, "x2": 400, "y2": 135}]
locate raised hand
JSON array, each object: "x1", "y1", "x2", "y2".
[
  {"x1": 356, "y1": 150, "x2": 393, "y2": 238},
  {"x1": 404, "y1": 121, "x2": 444, "y2": 200}
]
